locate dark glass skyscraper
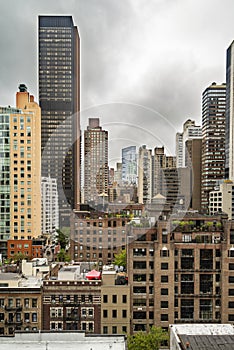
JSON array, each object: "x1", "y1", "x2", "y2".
[
  {"x1": 201, "y1": 82, "x2": 226, "y2": 213},
  {"x1": 38, "y1": 16, "x2": 80, "y2": 227},
  {"x1": 225, "y1": 41, "x2": 234, "y2": 180}
]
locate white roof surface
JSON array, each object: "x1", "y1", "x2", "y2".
[
  {"x1": 0, "y1": 332, "x2": 126, "y2": 350},
  {"x1": 172, "y1": 323, "x2": 234, "y2": 335}
]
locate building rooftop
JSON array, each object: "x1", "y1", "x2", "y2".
[
  {"x1": 0, "y1": 331, "x2": 126, "y2": 350},
  {"x1": 179, "y1": 334, "x2": 234, "y2": 350},
  {"x1": 0, "y1": 272, "x2": 20, "y2": 281},
  {"x1": 170, "y1": 324, "x2": 234, "y2": 350}
]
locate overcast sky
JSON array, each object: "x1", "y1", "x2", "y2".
[{"x1": 0, "y1": 0, "x2": 234, "y2": 164}]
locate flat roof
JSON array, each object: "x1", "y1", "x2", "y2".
[
  {"x1": 0, "y1": 273, "x2": 20, "y2": 281},
  {"x1": 0, "y1": 332, "x2": 126, "y2": 350},
  {"x1": 179, "y1": 334, "x2": 234, "y2": 349},
  {"x1": 171, "y1": 324, "x2": 234, "y2": 350}
]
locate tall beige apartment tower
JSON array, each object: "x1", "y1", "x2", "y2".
[
  {"x1": 84, "y1": 118, "x2": 108, "y2": 207},
  {"x1": 0, "y1": 84, "x2": 41, "y2": 246},
  {"x1": 138, "y1": 145, "x2": 152, "y2": 204}
]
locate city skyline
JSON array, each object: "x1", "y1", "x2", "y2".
[{"x1": 1, "y1": 1, "x2": 234, "y2": 163}]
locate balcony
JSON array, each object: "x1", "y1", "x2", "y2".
[{"x1": 174, "y1": 319, "x2": 220, "y2": 324}]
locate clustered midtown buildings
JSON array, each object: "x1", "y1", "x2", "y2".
[{"x1": 3, "y1": 13, "x2": 234, "y2": 342}]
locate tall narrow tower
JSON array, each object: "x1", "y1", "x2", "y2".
[
  {"x1": 176, "y1": 119, "x2": 202, "y2": 168},
  {"x1": 138, "y1": 145, "x2": 152, "y2": 204},
  {"x1": 84, "y1": 118, "x2": 108, "y2": 207},
  {"x1": 38, "y1": 15, "x2": 80, "y2": 227},
  {"x1": 121, "y1": 146, "x2": 137, "y2": 185},
  {"x1": 225, "y1": 41, "x2": 234, "y2": 180},
  {"x1": 0, "y1": 85, "x2": 41, "y2": 247},
  {"x1": 201, "y1": 82, "x2": 226, "y2": 213}
]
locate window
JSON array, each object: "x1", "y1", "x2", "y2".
[
  {"x1": 182, "y1": 234, "x2": 192, "y2": 242},
  {"x1": 161, "y1": 263, "x2": 168, "y2": 270},
  {"x1": 88, "y1": 322, "x2": 94, "y2": 332},
  {"x1": 112, "y1": 295, "x2": 117, "y2": 303},
  {"x1": 160, "y1": 249, "x2": 169, "y2": 257},
  {"x1": 133, "y1": 261, "x2": 146, "y2": 269},
  {"x1": 24, "y1": 313, "x2": 30, "y2": 322},
  {"x1": 161, "y1": 275, "x2": 168, "y2": 283},
  {"x1": 122, "y1": 326, "x2": 127, "y2": 333},
  {"x1": 32, "y1": 313, "x2": 37, "y2": 322},
  {"x1": 229, "y1": 289, "x2": 234, "y2": 296},
  {"x1": 112, "y1": 310, "x2": 117, "y2": 318},
  {"x1": 103, "y1": 295, "x2": 108, "y2": 303},
  {"x1": 103, "y1": 310, "x2": 108, "y2": 318},
  {"x1": 181, "y1": 299, "x2": 194, "y2": 319},
  {"x1": 230, "y1": 230, "x2": 234, "y2": 244},
  {"x1": 50, "y1": 307, "x2": 63, "y2": 318},
  {"x1": 24, "y1": 298, "x2": 29, "y2": 308},
  {"x1": 229, "y1": 302, "x2": 234, "y2": 308},
  {"x1": 230, "y1": 264, "x2": 234, "y2": 270},
  {"x1": 161, "y1": 314, "x2": 168, "y2": 321},
  {"x1": 200, "y1": 299, "x2": 212, "y2": 319},
  {"x1": 133, "y1": 286, "x2": 146, "y2": 294},
  {"x1": 112, "y1": 326, "x2": 117, "y2": 334},
  {"x1": 161, "y1": 301, "x2": 168, "y2": 308},
  {"x1": 122, "y1": 310, "x2": 127, "y2": 318},
  {"x1": 122, "y1": 295, "x2": 127, "y2": 303},
  {"x1": 88, "y1": 308, "x2": 93, "y2": 317},
  {"x1": 103, "y1": 326, "x2": 108, "y2": 334},
  {"x1": 81, "y1": 308, "x2": 87, "y2": 317},
  {"x1": 161, "y1": 288, "x2": 168, "y2": 295}
]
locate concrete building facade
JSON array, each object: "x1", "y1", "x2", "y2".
[
  {"x1": 209, "y1": 180, "x2": 234, "y2": 218},
  {"x1": 41, "y1": 177, "x2": 59, "y2": 236},
  {"x1": 0, "y1": 85, "x2": 41, "y2": 257},
  {"x1": 42, "y1": 279, "x2": 101, "y2": 333},
  {"x1": 185, "y1": 138, "x2": 202, "y2": 212},
  {"x1": 101, "y1": 270, "x2": 130, "y2": 335},
  {"x1": 176, "y1": 119, "x2": 202, "y2": 168},
  {"x1": 69, "y1": 209, "x2": 129, "y2": 267},
  {"x1": 138, "y1": 145, "x2": 152, "y2": 204},
  {"x1": 0, "y1": 274, "x2": 42, "y2": 336},
  {"x1": 126, "y1": 213, "x2": 234, "y2": 333},
  {"x1": 83, "y1": 118, "x2": 108, "y2": 207}
]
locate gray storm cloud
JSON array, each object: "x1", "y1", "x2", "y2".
[{"x1": 0, "y1": 0, "x2": 233, "y2": 157}]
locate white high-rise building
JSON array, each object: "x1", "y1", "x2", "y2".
[
  {"x1": 176, "y1": 119, "x2": 202, "y2": 168},
  {"x1": 209, "y1": 180, "x2": 234, "y2": 219},
  {"x1": 41, "y1": 177, "x2": 59, "y2": 235}
]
